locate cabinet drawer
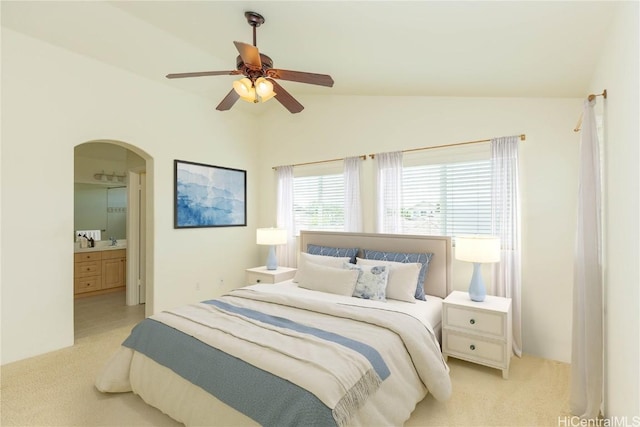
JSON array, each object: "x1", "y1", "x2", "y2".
[
  {"x1": 74, "y1": 252, "x2": 102, "y2": 262},
  {"x1": 443, "y1": 330, "x2": 506, "y2": 366},
  {"x1": 444, "y1": 305, "x2": 505, "y2": 338},
  {"x1": 74, "y1": 276, "x2": 102, "y2": 294},
  {"x1": 74, "y1": 261, "x2": 102, "y2": 277},
  {"x1": 246, "y1": 272, "x2": 275, "y2": 284},
  {"x1": 101, "y1": 249, "x2": 126, "y2": 260}
]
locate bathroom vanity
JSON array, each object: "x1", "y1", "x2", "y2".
[{"x1": 74, "y1": 244, "x2": 126, "y2": 298}]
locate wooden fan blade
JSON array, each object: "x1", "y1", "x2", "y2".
[
  {"x1": 268, "y1": 79, "x2": 304, "y2": 114},
  {"x1": 216, "y1": 89, "x2": 240, "y2": 111},
  {"x1": 166, "y1": 70, "x2": 239, "y2": 79},
  {"x1": 266, "y1": 69, "x2": 334, "y2": 87},
  {"x1": 233, "y1": 41, "x2": 262, "y2": 70}
]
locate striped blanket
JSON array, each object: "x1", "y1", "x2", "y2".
[{"x1": 97, "y1": 285, "x2": 451, "y2": 426}]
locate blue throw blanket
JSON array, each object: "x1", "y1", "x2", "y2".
[
  {"x1": 123, "y1": 296, "x2": 390, "y2": 426},
  {"x1": 123, "y1": 318, "x2": 338, "y2": 426}
]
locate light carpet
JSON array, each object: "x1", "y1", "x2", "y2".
[{"x1": 1, "y1": 324, "x2": 570, "y2": 427}]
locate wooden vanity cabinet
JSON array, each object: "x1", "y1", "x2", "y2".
[
  {"x1": 101, "y1": 249, "x2": 126, "y2": 289},
  {"x1": 74, "y1": 249, "x2": 126, "y2": 297}
]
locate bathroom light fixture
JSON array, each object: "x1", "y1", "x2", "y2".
[
  {"x1": 455, "y1": 235, "x2": 501, "y2": 302},
  {"x1": 256, "y1": 228, "x2": 287, "y2": 270},
  {"x1": 93, "y1": 171, "x2": 127, "y2": 183}
]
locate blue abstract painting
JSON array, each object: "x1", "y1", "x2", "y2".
[{"x1": 174, "y1": 160, "x2": 246, "y2": 228}]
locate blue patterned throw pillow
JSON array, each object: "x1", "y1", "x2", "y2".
[
  {"x1": 343, "y1": 263, "x2": 389, "y2": 301},
  {"x1": 362, "y1": 250, "x2": 433, "y2": 301},
  {"x1": 307, "y1": 244, "x2": 359, "y2": 264}
]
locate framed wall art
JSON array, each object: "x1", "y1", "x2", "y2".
[{"x1": 174, "y1": 160, "x2": 247, "y2": 228}]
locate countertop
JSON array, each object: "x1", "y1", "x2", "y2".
[{"x1": 74, "y1": 240, "x2": 127, "y2": 253}]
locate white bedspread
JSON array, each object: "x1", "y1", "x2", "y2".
[
  {"x1": 231, "y1": 284, "x2": 451, "y2": 400},
  {"x1": 260, "y1": 280, "x2": 444, "y2": 331},
  {"x1": 96, "y1": 283, "x2": 451, "y2": 426}
]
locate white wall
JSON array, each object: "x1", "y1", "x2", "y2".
[
  {"x1": 257, "y1": 95, "x2": 582, "y2": 362},
  {"x1": 588, "y1": 1, "x2": 640, "y2": 419},
  {"x1": 0, "y1": 29, "x2": 261, "y2": 364}
]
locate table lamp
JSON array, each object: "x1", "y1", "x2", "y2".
[
  {"x1": 256, "y1": 228, "x2": 287, "y2": 270},
  {"x1": 455, "y1": 236, "x2": 501, "y2": 302}
]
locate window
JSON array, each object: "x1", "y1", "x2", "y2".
[
  {"x1": 401, "y1": 159, "x2": 492, "y2": 236},
  {"x1": 293, "y1": 174, "x2": 344, "y2": 235}
]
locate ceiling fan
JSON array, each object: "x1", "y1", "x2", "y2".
[{"x1": 166, "y1": 11, "x2": 334, "y2": 114}]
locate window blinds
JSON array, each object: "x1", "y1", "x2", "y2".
[
  {"x1": 401, "y1": 159, "x2": 492, "y2": 236},
  {"x1": 293, "y1": 174, "x2": 344, "y2": 234}
]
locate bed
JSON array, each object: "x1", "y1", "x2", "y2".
[{"x1": 96, "y1": 231, "x2": 453, "y2": 426}]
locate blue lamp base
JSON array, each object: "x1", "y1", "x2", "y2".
[
  {"x1": 265, "y1": 245, "x2": 278, "y2": 270},
  {"x1": 468, "y1": 262, "x2": 486, "y2": 302}
]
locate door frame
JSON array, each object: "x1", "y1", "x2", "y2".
[{"x1": 126, "y1": 171, "x2": 144, "y2": 305}]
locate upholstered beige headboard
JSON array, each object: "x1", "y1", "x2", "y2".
[{"x1": 299, "y1": 231, "x2": 452, "y2": 299}]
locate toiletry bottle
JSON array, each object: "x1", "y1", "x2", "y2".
[{"x1": 89, "y1": 237, "x2": 95, "y2": 248}]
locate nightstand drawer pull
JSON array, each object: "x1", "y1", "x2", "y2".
[
  {"x1": 256, "y1": 279, "x2": 261, "y2": 283},
  {"x1": 445, "y1": 306, "x2": 505, "y2": 337},
  {"x1": 470, "y1": 344, "x2": 476, "y2": 351}
]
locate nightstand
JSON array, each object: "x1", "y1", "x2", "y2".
[
  {"x1": 442, "y1": 290, "x2": 512, "y2": 379},
  {"x1": 245, "y1": 266, "x2": 297, "y2": 285}
]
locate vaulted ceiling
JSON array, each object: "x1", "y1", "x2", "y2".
[{"x1": 2, "y1": 1, "x2": 618, "y2": 105}]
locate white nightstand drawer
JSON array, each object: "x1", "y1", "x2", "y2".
[
  {"x1": 445, "y1": 305, "x2": 505, "y2": 338},
  {"x1": 444, "y1": 331, "x2": 506, "y2": 365},
  {"x1": 246, "y1": 271, "x2": 275, "y2": 284},
  {"x1": 245, "y1": 266, "x2": 297, "y2": 285}
]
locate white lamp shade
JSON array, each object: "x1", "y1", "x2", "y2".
[
  {"x1": 455, "y1": 236, "x2": 501, "y2": 263},
  {"x1": 233, "y1": 77, "x2": 253, "y2": 97},
  {"x1": 259, "y1": 90, "x2": 276, "y2": 102},
  {"x1": 234, "y1": 78, "x2": 260, "y2": 104},
  {"x1": 254, "y1": 77, "x2": 274, "y2": 98},
  {"x1": 256, "y1": 228, "x2": 287, "y2": 245}
]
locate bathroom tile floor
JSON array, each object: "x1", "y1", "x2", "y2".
[{"x1": 74, "y1": 291, "x2": 145, "y2": 341}]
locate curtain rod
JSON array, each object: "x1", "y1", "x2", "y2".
[
  {"x1": 368, "y1": 134, "x2": 526, "y2": 159},
  {"x1": 574, "y1": 89, "x2": 607, "y2": 132},
  {"x1": 272, "y1": 133, "x2": 526, "y2": 168},
  {"x1": 272, "y1": 154, "x2": 366, "y2": 170}
]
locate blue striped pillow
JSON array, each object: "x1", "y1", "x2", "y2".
[
  {"x1": 362, "y1": 250, "x2": 433, "y2": 300},
  {"x1": 307, "y1": 244, "x2": 359, "y2": 264}
]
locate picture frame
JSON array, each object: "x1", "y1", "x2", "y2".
[{"x1": 174, "y1": 160, "x2": 247, "y2": 228}]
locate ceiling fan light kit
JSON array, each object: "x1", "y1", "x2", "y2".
[
  {"x1": 232, "y1": 76, "x2": 275, "y2": 104},
  {"x1": 166, "y1": 11, "x2": 333, "y2": 113}
]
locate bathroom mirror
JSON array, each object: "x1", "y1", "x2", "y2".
[{"x1": 74, "y1": 183, "x2": 127, "y2": 241}]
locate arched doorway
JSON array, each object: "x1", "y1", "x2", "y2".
[{"x1": 73, "y1": 140, "x2": 153, "y2": 338}]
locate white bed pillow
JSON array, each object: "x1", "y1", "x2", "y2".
[
  {"x1": 296, "y1": 262, "x2": 359, "y2": 296},
  {"x1": 356, "y1": 257, "x2": 421, "y2": 303},
  {"x1": 293, "y1": 252, "x2": 352, "y2": 283}
]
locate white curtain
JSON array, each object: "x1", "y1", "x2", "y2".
[
  {"x1": 344, "y1": 156, "x2": 363, "y2": 232},
  {"x1": 375, "y1": 151, "x2": 403, "y2": 233},
  {"x1": 276, "y1": 165, "x2": 297, "y2": 267},
  {"x1": 570, "y1": 98, "x2": 602, "y2": 418},
  {"x1": 490, "y1": 135, "x2": 522, "y2": 357}
]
